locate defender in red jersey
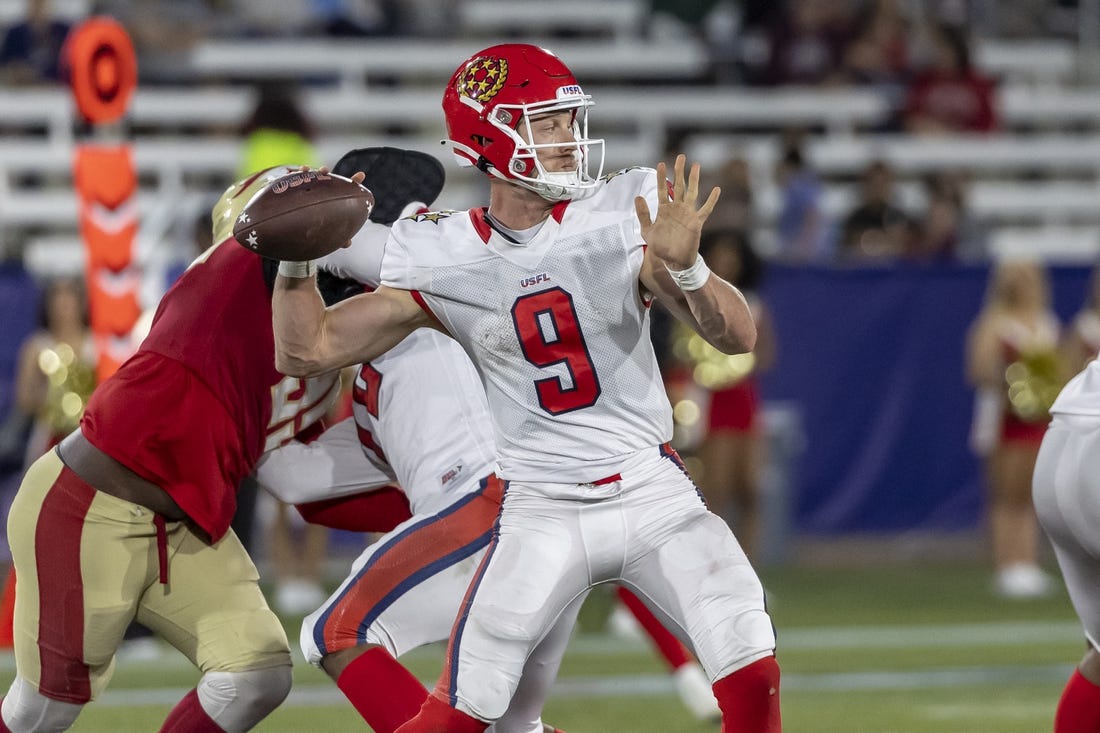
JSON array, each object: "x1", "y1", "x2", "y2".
[{"x1": 0, "y1": 162, "x2": 409, "y2": 733}]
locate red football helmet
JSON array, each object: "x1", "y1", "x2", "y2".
[{"x1": 442, "y1": 43, "x2": 604, "y2": 201}]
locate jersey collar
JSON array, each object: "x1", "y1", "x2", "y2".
[{"x1": 468, "y1": 201, "x2": 571, "y2": 245}]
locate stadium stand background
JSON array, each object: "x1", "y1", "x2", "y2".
[{"x1": 2, "y1": 0, "x2": 1099, "y2": 565}]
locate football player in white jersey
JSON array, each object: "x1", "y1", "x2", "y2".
[
  {"x1": 272, "y1": 43, "x2": 780, "y2": 732},
  {"x1": 261, "y1": 247, "x2": 720, "y2": 731},
  {"x1": 1033, "y1": 353, "x2": 1100, "y2": 730}
]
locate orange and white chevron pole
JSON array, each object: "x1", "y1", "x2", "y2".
[
  {"x1": 0, "y1": 19, "x2": 139, "y2": 648},
  {"x1": 66, "y1": 17, "x2": 140, "y2": 383}
]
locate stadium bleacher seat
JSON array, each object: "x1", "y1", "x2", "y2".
[{"x1": 5, "y1": 30, "x2": 1100, "y2": 279}]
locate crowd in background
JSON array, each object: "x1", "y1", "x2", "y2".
[{"x1": 2, "y1": 0, "x2": 1089, "y2": 269}]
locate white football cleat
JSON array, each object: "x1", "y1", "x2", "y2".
[
  {"x1": 606, "y1": 604, "x2": 644, "y2": 641},
  {"x1": 674, "y1": 662, "x2": 721, "y2": 722},
  {"x1": 994, "y1": 563, "x2": 1056, "y2": 600},
  {"x1": 275, "y1": 579, "x2": 327, "y2": 615}
]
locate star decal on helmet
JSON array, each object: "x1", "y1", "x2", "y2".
[{"x1": 456, "y1": 56, "x2": 509, "y2": 103}]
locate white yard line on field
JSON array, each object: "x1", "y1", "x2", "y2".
[
  {"x1": 566, "y1": 620, "x2": 1085, "y2": 653},
  {"x1": 76, "y1": 663, "x2": 1075, "y2": 708}
]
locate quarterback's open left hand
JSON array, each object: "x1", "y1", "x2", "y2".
[{"x1": 633, "y1": 154, "x2": 720, "y2": 270}]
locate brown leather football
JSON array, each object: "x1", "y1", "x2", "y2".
[{"x1": 233, "y1": 170, "x2": 375, "y2": 261}]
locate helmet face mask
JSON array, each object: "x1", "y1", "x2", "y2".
[{"x1": 443, "y1": 44, "x2": 605, "y2": 202}]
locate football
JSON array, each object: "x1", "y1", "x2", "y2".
[{"x1": 233, "y1": 170, "x2": 375, "y2": 261}]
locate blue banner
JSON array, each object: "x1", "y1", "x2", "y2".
[
  {"x1": 0, "y1": 265, "x2": 39, "y2": 422},
  {"x1": 761, "y1": 262, "x2": 1092, "y2": 535}
]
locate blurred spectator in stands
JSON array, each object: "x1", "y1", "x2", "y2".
[
  {"x1": 705, "y1": 0, "x2": 780, "y2": 84},
  {"x1": 703, "y1": 153, "x2": 755, "y2": 235},
  {"x1": 92, "y1": 0, "x2": 211, "y2": 84},
  {"x1": 837, "y1": 159, "x2": 911, "y2": 261},
  {"x1": 650, "y1": 0, "x2": 721, "y2": 35},
  {"x1": 967, "y1": 0, "x2": 1066, "y2": 38},
  {"x1": 759, "y1": 0, "x2": 854, "y2": 86},
  {"x1": 238, "y1": 82, "x2": 320, "y2": 178},
  {"x1": 694, "y1": 230, "x2": 775, "y2": 560},
  {"x1": 0, "y1": 0, "x2": 72, "y2": 85},
  {"x1": 236, "y1": 84, "x2": 329, "y2": 615},
  {"x1": 228, "y1": 0, "x2": 401, "y2": 37},
  {"x1": 318, "y1": 0, "x2": 401, "y2": 36},
  {"x1": 966, "y1": 258, "x2": 1061, "y2": 599},
  {"x1": 1061, "y1": 263, "x2": 1100, "y2": 377},
  {"x1": 773, "y1": 133, "x2": 833, "y2": 262},
  {"x1": 902, "y1": 22, "x2": 999, "y2": 134},
  {"x1": 907, "y1": 170, "x2": 987, "y2": 262},
  {"x1": 12, "y1": 277, "x2": 95, "y2": 468},
  {"x1": 841, "y1": 0, "x2": 912, "y2": 104},
  {"x1": 907, "y1": 187, "x2": 960, "y2": 262}
]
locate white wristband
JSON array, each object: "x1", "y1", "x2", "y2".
[
  {"x1": 277, "y1": 260, "x2": 317, "y2": 278},
  {"x1": 665, "y1": 256, "x2": 710, "y2": 291}
]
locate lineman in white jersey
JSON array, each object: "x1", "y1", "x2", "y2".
[
  {"x1": 272, "y1": 43, "x2": 780, "y2": 732},
  {"x1": 258, "y1": 327, "x2": 571, "y2": 733},
  {"x1": 1033, "y1": 355, "x2": 1100, "y2": 728}
]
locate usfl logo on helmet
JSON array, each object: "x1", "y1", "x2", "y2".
[{"x1": 455, "y1": 56, "x2": 509, "y2": 103}]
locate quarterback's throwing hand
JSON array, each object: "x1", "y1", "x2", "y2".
[{"x1": 633, "y1": 154, "x2": 720, "y2": 270}]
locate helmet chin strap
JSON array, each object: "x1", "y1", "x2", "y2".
[
  {"x1": 535, "y1": 171, "x2": 585, "y2": 201},
  {"x1": 485, "y1": 167, "x2": 570, "y2": 201}
]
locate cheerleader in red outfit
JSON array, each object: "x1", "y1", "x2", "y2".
[
  {"x1": 967, "y1": 259, "x2": 1062, "y2": 599},
  {"x1": 12, "y1": 278, "x2": 96, "y2": 468},
  {"x1": 695, "y1": 230, "x2": 776, "y2": 560}
]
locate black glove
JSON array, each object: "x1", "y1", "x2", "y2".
[{"x1": 332, "y1": 147, "x2": 446, "y2": 225}]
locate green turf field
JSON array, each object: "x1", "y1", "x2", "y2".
[{"x1": 0, "y1": 559, "x2": 1080, "y2": 732}]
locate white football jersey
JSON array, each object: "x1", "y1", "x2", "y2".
[
  {"x1": 256, "y1": 329, "x2": 496, "y2": 514},
  {"x1": 381, "y1": 167, "x2": 673, "y2": 483},
  {"x1": 264, "y1": 373, "x2": 342, "y2": 453},
  {"x1": 349, "y1": 328, "x2": 497, "y2": 515},
  {"x1": 1052, "y1": 356, "x2": 1100, "y2": 417}
]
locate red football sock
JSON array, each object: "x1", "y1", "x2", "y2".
[
  {"x1": 336, "y1": 647, "x2": 428, "y2": 733},
  {"x1": 712, "y1": 656, "x2": 781, "y2": 733},
  {"x1": 393, "y1": 694, "x2": 488, "y2": 733},
  {"x1": 0, "y1": 568, "x2": 16, "y2": 649},
  {"x1": 1055, "y1": 669, "x2": 1100, "y2": 732},
  {"x1": 159, "y1": 689, "x2": 226, "y2": 733},
  {"x1": 615, "y1": 587, "x2": 693, "y2": 670}
]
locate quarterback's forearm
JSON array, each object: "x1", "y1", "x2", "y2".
[
  {"x1": 644, "y1": 255, "x2": 756, "y2": 355},
  {"x1": 682, "y1": 276, "x2": 757, "y2": 355},
  {"x1": 274, "y1": 277, "x2": 430, "y2": 376},
  {"x1": 273, "y1": 273, "x2": 333, "y2": 377}
]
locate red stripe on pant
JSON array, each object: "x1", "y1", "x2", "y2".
[
  {"x1": 35, "y1": 466, "x2": 96, "y2": 703},
  {"x1": 435, "y1": 476, "x2": 507, "y2": 707},
  {"x1": 321, "y1": 478, "x2": 503, "y2": 655}
]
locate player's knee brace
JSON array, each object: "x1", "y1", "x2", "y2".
[
  {"x1": 1, "y1": 676, "x2": 83, "y2": 732},
  {"x1": 196, "y1": 666, "x2": 292, "y2": 733}
]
